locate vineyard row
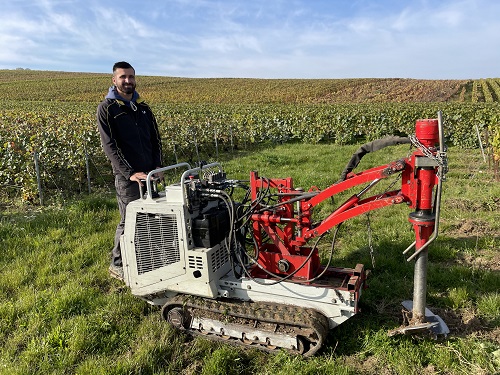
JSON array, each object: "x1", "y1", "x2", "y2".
[
  {"x1": 1, "y1": 101, "x2": 499, "y2": 202},
  {"x1": 2, "y1": 70, "x2": 500, "y2": 104}
]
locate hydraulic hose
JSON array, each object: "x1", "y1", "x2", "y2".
[{"x1": 338, "y1": 135, "x2": 411, "y2": 182}]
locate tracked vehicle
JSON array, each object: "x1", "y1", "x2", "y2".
[{"x1": 120, "y1": 113, "x2": 449, "y2": 356}]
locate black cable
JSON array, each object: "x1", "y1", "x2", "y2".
[
  {"x1": 305, "y1": 223, "x2": 342, "y2": 282},
  {"x1": 257, "y1": 191, "x2": 319, "y2": 212}
]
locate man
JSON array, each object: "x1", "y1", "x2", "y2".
[{"x1": 97, "y1": 61, "x2": 162, "y2": 281}]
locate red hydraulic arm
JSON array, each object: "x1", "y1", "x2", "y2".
[{"x1": 248, "y1": 117, "x2": 444, "y2": 284}]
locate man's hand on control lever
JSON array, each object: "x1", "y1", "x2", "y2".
[
  {"x1": 130, "y1": 169, "x2": 164, "y2": 186},
  {"x1": 130, "y1": 172, "x2": 148, "y2": 186}
]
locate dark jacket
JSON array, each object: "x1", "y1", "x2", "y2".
[{"x1": 97, "y1": 87, "x2": 162, "y2": 180}]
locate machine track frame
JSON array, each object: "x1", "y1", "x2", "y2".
[{"x1": 161, "y1": 294, "x2": 330, "y2": 356}]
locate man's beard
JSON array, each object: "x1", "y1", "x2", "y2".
[{"x1": 118, "y1": 83, "x2": 135, "y2": 95}]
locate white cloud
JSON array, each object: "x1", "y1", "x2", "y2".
[
  {"x1": 0, "y1": 0, "x2": 499, "y2": 78},
  {"x1": 200, "y1": 34, "x2": 262, "y2": 53}
]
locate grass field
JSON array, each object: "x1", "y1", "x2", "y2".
[{"x1": 1, "y1": 142, "x2": 499, "y2": 374}]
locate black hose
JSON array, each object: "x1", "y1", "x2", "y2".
[{"x1": 338, "y1": 135, "x2": 411, "y2": 182}]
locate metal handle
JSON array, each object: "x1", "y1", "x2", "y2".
[{"x1": 144, "y1": 162, "x2": 192, "y2": 200}]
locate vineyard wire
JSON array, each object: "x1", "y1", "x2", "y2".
[
  {"x1": 19, "y1": 133, "x2": 226, "y2": 205},
  {"x1": 2, "y1": 105, "x2": 500, "y2": 204},
  {"x1": 35, "y1": 151, "x2": 65, "y2": 205},
  {"x1": 86, "y1": 153, "x2": 114, "y2": 194}
]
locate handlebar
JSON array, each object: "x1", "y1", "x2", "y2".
[
  {"x1": 140, "y1": 162, "x2": 224, "y2": 202},
  {"x1": 142, "y1": 163, "x2": 192, "y2": 200}
]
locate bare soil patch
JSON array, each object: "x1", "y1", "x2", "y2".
[
  {"x1": 461, "y1": 250, "x2": 500, "y2": 271},
  {"x1": 446, "y1": 218, "x2": 497, "y2": 237},
  {"x1": 433, "y1": 307, "x2": 499, "y2": 344}
]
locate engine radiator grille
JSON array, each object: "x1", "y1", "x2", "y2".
[
  {"x1": 134, "y1": 212, "x2": 180, "y2": 275},
  {"x1": 211, "y1": 242, "x2": 229, "y2": 273}
]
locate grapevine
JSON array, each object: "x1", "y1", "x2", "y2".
[
  {"x1": 481, "y1": 79, "x2": 494, "y2": 103},
  {"x1": 471, "y1": 80, "x2": 479, "y2": 102},
  {"x1": 1, "y1": 70, "x2": 500, "y2": 202},
  {"x1": 487, "y1": 79, "x2": 500, "y2": 102}
]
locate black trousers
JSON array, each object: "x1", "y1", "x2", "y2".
[{"x1": 112, "y1": 175, "x2": 140, "y2": 266}]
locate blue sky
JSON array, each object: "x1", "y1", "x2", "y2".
[{"x1": 1, "y1": 0, "x2": 499, "y2": 79}]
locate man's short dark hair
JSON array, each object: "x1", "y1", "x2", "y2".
[{"x1": 113, "y1": 61, "x2": 134, "y2": 73}]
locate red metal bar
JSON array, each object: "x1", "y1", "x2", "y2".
[
  {"x1": 304, "y1": 191, "x2": 407, "y2": 239},
  {"x1": 307, "y1": 162, "x2": 403, "y2": 208}
]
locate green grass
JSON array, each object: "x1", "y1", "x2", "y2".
[{"x1": 1, "y1": 144, "x2": 499, "y2": 374}]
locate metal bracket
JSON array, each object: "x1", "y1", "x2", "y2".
[
  {"x1": 414, "y1": 156, "x2": 440, "y2": 168},
  {"x1": 388, "y1": 300, "x2": 449, "y2": 338}
]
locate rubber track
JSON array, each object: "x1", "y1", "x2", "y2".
[{"x1": 162, "y1": 294, "x2": 330, "y2": 356}]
